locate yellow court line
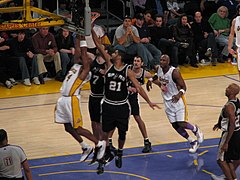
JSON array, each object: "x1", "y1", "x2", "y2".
[
  {"x1": 198, "y1": 150, "x2": 208, "y2": 156},
  {"x1": 30, "y1": 144, "x2": 218, "y2": 169},
  {"x1": 193, "y1": 159, "x2": 198, "y2": 166},
  {"x1": 28, "y1": 137, "x2": 220, "y2": 160},
  {"x1": 39, "y1": 170, "x2": 150, "y2": 180},
  {"x1": 202, "y1": 169, "x2": 213, "y2": 175}
]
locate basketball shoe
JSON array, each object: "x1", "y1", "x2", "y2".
[
  {"x1": 80, "y1": 145, "x2": 93, "y2": 162},
  {"x1": 142, "y1": 141, "x2": 152, "y2": 153},
  {"x1": 195, "y1": 125, "x2": 204, "y2": 143},
  {"x1": 189, "y1": 140, "x2": 199, "y2": 153}
]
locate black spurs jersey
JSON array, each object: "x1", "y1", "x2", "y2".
[
  {"x1": 130, "y1": 66, "x2": 145, "y2": 86},
  {"x1": 128, "y1": 66, "x2": 145, "y2": 94},
  {"x1": 90, "y1": 57, "x2": 106, "y2": 97},
  {"x1": 218, "y1": 98, "x2": 240, "y2": 132},
  {"x1": 104, "y1": 64, "x2": 130, "y2": 104}
]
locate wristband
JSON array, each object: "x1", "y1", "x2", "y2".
[
  {"x1": 179, "y1": 89, "x2": 185, "y2": 94},
  {"x1": 80, "y1": 40, "x2": 87, "y2": 47},
  {"x1": 148, "y1": 78, "x2": 153, "y2": 82}
]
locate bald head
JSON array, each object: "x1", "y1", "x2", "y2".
[
  {"x1": 230, "y1": 83, "x2": 240, "y2": 95},
  {"x1": 160, "y1": 54, "x2": 170, "y2": 63},
  {"x1": 194, "y1": 11, "x2": 202, "y2": 23},
  {"x1": 0, "y1": 129, "x2": 7, "y2": 144}
]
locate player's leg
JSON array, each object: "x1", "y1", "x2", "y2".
[
  {"x1": 217, "y1": 160, "x2": 234, "y2": 180},
  {"x1": 72, "y1": 96, "x2": 105, "y2": 161},
  {"x1": 134, "y1": 115, "x2": 152, "y2": 153},
  {"x1": 64, "y1": 124, "x2": 94, "y2": 162},
  {"x1": 88, "y1": 96, "x2": 103, "y2": 140},
  {"x1": 167, "y1": 107, "x2": 199, "y2": 153},
  {"x1": 114, "y1": 103, "x2": 130, "y2": 168},
  {"x1": 130, "y1": 93, "x2": 151, "y2": 153},
  {"x1": 108, "y1": 128, "x2": 116, "y2": 152},
  {"x1": 177, "y1": 121, "x2": 204, "y2": 143}
]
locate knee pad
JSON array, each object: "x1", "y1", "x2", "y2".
[
  {"x1": 172, "y1": 122, "x2": 179, "y2": 130},
  {"x1": 118, "y1": 130, "x2": 126, "y2": 141}
]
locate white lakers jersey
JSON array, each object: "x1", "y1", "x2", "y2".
[
  {"x1": 60, "y1": 64, "x2": 91, "y2": 96},
  {"x1": 157, "y1": 66, "x2": 179, "y2": 101},
  {"x1": 235, "y1": 16, "x2": 240, "y2": 48}
]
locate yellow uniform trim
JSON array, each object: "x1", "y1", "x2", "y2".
[
  {"x1": 69, "y1": 79, "x2": 83, "y2": 96},
  {"x1": 71, "y1": 96, "x2": 83, "y2": 128},
  {"x1": 181, "y1": 95, "x2": 188, "y2": 121}
]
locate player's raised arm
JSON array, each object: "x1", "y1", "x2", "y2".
[
  {"x1": 91, "y1": 27, "x2": 112, "y2": 68},
  {"x1": 75, "y1": 35, "x2": 90, "y2": 80},
  {"x1": 228, "y1": 18, "x2": 236, "y2": 55},
  {"x1": 127, "y1": 68, "x2": 160, "y2": 110}
]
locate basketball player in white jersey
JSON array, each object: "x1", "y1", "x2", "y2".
[
  {"x1": 148, "y1": 54, "x2": 204, "y2": 153},
  {"x1": 54, "y1": 35, "x2": 106, "y2": 162},
  {"x1": 211, "y1": 83, "x2": 240, "y2": 180},
  {"x1": 228, "y1": 4, "x2": 240, "y2": 80},
  {"x1": 92, "y1": 27, "x2": 160, "y2": 169},
  {"x1": 0, "y1": 129, "x2": 32, "y2": 180}
]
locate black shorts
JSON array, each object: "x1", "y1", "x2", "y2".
[
  {"x1": 88, "y1": 95, "x2": 103, "y2": 123},
  {"x1": 101, "y1": 101, "x2": 130, "y2": 132},
  {"x1": 224, "y1": 130, "x2": 240, "y2": 161},
  {"x1": 129, "y1": 93, "x2": 140, "y2": 116}
]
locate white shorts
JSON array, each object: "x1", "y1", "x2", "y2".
[
  {"x1": 217, "y1": 131, "x2": 228, "y2": 161},
  {"x1": 55, "y1": 95, "x2": 83, "y2": 128},
  {"x1": 164, "y1": 96, "x2": 188, "y2": 123}
]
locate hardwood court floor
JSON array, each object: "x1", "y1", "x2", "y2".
[{"x1": 0, "y1": 62, "x2": 239, "y2": 160}]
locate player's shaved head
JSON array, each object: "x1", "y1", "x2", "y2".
[
  {"x1": 230, "y1": 83, "x2": 240, "y2": 95},
  {"x1": 0, "y1": 129, "x2": 7, "y2": 143},
  {"x1": 160, "y1": 54, "x2": 170, "y2": 63}
]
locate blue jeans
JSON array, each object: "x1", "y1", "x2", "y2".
[
  {"x1": 18, "y1": 56, "x2": 39, "y2": 80},
  {"x1": 114, "y1": 43, "x2": 153, "y2": 66},
  {"x1": 143, "y1": 43, "x2": 162, "y2": 66},
  {"x1": 215, "y1": 34, "x2": 236, "y2": 57},
  {"x1": 60, "y1": 52, "x2": 73, "y2": 76}
]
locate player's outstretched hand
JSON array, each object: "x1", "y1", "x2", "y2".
[
  {"x1": 146, "y1": 80, "x2": 152, "y2": 92},
  {"x1": 213, "y1": 123, "x2": 219, "y2": 131},
  {"x1": 148, "y1": 102, "x2": 160, "y2": 110}
]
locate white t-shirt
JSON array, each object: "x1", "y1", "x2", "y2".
[
  {"x1": 85, "y1": 24, "x2": 105, "y2": 48},
  {"x1": 0, "y1": 144, "x2": 26, "y2": 178}
]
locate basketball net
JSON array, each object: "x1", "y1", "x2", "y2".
[{"x1": 91, "y1": 12, "x2": 100, "y2": 23}]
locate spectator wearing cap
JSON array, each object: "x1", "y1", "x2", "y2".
[
  {"x1": 113, "y1": 15, "x2": 154, "y2": 66},
  {"x1": 134, "y1": 13, "x2": 162, "y2": 69},
  {"x1": 8, "y1": 30, "x2": 40, "y2": 86}
]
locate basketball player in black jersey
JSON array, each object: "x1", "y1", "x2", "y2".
[
  {"x1": 92, "y1": 27, "x2": 160, "y2": 169},
  {"x1": 89, "y1": 48, "x2": 106, "y2": 140},
  {"x1": 108, "y1": 56, "x2": 154, "y2": 153},
  {"x1": 211, "y1": 83, "x2": 240, "y2": 180}
]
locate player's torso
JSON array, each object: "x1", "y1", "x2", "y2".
[
  {"x1": 104, "y1": 64, "x2": 129, "y2": 103},
  {"x1": 90, "y1": 57, "x2": 105, "y2": 97},
  {"x1": 157, "y1": 66, "x2": 179, "y2": 101},
  {"x1": 220, "y1": 99, "x2": 240, "y2": 131},
  {"x1": 60, "y1": 64, "x2": 91, "y2": 96}
]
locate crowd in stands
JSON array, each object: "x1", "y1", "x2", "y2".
[{"x1": 0, "y1": 0, "x2": 239, "y2": 89}]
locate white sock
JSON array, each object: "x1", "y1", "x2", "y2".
[
  {"x1": 193, "y1": 125, "x2": 197, "y2": 133},
  {"x1": 80, "y1": 141, "x2": 88, "y2": 149},
  {"x1": 187, "y1": 136, "x2": 194, "y2": 143},
  {"x1": 97, "y1": 140, "x2": 103, "y2": 147}
]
